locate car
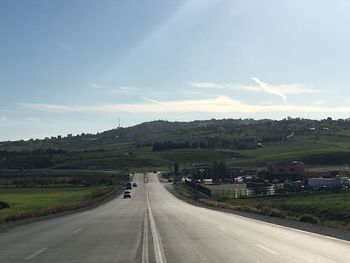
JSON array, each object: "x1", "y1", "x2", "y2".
[
  {"x1": 125, "y1": 182, "x2": 132, "y2": 190},
  {"x1": 123, "y1": 190, "x2": 131, "y2": 198},
  {"x1": 133, "y1": 182, "x2": 137, "y2": 187}
]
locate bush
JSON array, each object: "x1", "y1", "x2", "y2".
[
  {"x1": 267, "y1": 208, "x2": 287, "y2": 218},
  {"x1": 0, "y1": 201, "x2": 10, "y2": 209},
  {"x1": 236, "y1": 206, "x2": 259, "y2": 213},
  {"x1": 298, "y1": 214, "x2": 320, "y2": 224}
]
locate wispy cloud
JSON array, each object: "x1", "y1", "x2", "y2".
[
  {"x1": 19, "y1": 103, "x2": 74, "y2": 112},
  {"x1": 192, "y1": 78, "x2": 319, "y2": 104},
  {"x1": 190, "y1": 82, "x2": 226, "y2": 89},
  {"x1": 0, "y1": 115, "x2": 7, "y2": 121},
  {"x1": 26, "y1": 117, "x2": 41, "y2": 122},
  {"x1": 312, "y1": 100, "x2": 326, "y2": 106},
  {"x1": 252, "y1": 77, "x2": 288, "y2": 104},
  {"x1": 88, "y1": 83, "x2": 104, "y2": 89},
  {"x1": 190, "y1": 82, "x2": 259, "y2": 92},
  {"x1": 113, "y1": 86, "x2": 141, "y2": 94},
  {"x1": 18, "y1": 96, "x2": 350, "y2": 114},
  {"x1": 139, "y1": 97, "x2": 163, "y2": 104}
]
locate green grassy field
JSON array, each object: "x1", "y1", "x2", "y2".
[
  {"x1": 225, "y1": 192, "x2": 350, "y2": 226},
  {"x1": 3, "y1": 132, "x2": 350, "y2": 171},
  {"x1": 0, "y1": 186, "x2": 116, "y2": 223},
  {"x1": 49, "y1": 138, "x2": 350, "y2": 169},
  {"x1": 175, "y1": 183, "x2": 350, "y2": 229}
]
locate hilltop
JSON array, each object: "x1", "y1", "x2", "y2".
[{"x1": 1, "y1": 117, "x2": 350, "y2": 170}]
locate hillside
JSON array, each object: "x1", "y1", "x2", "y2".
[{"x1": 1, "y1": 118, "x2": 350, "y2": 170}]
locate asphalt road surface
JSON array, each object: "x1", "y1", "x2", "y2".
[{"x1": 1, "y1": 173, "x2": 350, "y2": 262}]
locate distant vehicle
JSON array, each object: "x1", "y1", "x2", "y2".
[
  {"x1": 123, "y1": 190, "x2": 131, "y2": 198},
  {"x1": 153, "y1": 171, "x2": 157, "y2": 174},
  {"x1": 133, "y1": 182, "x2": 137, "y2": 187},
  {"x1": 125, "y1": 182, "x2": 132, "y2": 190}
]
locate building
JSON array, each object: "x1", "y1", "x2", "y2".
[
  {"x1": 307, "y1": 178, "x2": 341, "y2": 189},
  {"x1": 267, "y1": 161, "x2": 305, "y2": 177},
  {"x1": 191, "y1": 164, "x2": 213, "y2": 181}
]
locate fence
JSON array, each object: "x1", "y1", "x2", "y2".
[
  {"x1": 184, "y1": 180, "x2": 211, "y2": 197},
  {"x1": 184, "y1": 180, "x2": 349, "y2": 200},
  {"x1": 211, "y1": 188, "x2": 254, "y2": 199}
]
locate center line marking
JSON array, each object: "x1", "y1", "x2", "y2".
[
  {"x1": 72, "y1": 228, "x2": 83, "y2": 234},
  {"x1": 142, "y1": 204, "x2": 149, "y2": 263},
  {"x1": 24, "y1": 248, "x2": 47, "y2": 261},
  {"x1": 255, "y1": 244, "x2": 278, "y2": 255},
  {"x1": 147, "y1": 189, "x2": 167, "y2": 263}
]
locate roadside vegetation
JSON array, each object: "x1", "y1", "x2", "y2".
[
  {"x1": 0, "y1": 169, "x2": 125, "y2": 224},
  {"x1": 175, "y1": 183, "x2": 350, "y2": 230},
  {"x1": 0, "y1": 186, "x2": 118, "y2": 223}
]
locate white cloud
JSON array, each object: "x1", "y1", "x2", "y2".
[
  {"x1": 192, "y1": 78, "x2": 319, "y2": 104},
  {"x1": 112, "y1": 86, "x2": 141, "y2": 94},
  {"x1": 190, "y1": 82, "x2": 226, "y2": 89},
  {"x1": 118, "y1": 86, "x2": 140, "y2": 92},
  {"x1": 252, "y1": 77, "x2": 288, "y2": 104},
  {"x1": 18, "y1": 96, "x2": 350, "y2": 114},
  {"x1": 0, "y1": 115, "x2": 7, "y2": 121},
  {"x1": 88, "y1": 83, "x2": 104, "y2": 89},
  {"x1": 312, "y1": 100, "x2": 326, "y2": 106},
  {"x1": 26, "y1": 117, "x2": 41, "y2": 122},
  {"x1": 19, "y1": 103, "x2": 75, "y2": 112},
  {"x1": 190, "y1": 82, "x2": 259, "y2": 92},
  {"x1": 140, "y1": 97, "x2": 163, "y2": 104}
]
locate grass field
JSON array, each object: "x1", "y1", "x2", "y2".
[
  {"x1": 3, "y1": 133, "x2": 350, "y2": 171},
  {"x1": 0, "y1": 186, "x2": 116, "y2": 223},
  {"x1": 175, "y1": 183, "x2": 350, "y2": 229},
  {"x1": 222, "y1": 192, "x2": 350, "y2": 228}
]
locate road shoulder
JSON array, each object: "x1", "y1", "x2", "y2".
[
  {"x1": 163, "y1": 182, "x2": 350, "y2": 241},
  {"x1": 0, "y1": 186, "x2": 123, "y2": 231}
]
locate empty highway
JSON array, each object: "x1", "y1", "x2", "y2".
[{"x1": 0, "y1": 173, "x2": 350, "y2": 262}]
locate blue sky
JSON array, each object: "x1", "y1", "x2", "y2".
[{"x1": 1, "y1": 0, "x2": 350, "y2": 140}]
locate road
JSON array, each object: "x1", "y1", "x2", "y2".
[{"x1": 1, "y1": 173, "x2": 350, "y2": 262}]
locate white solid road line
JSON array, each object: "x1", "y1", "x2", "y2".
[
  {"x1": 72, "y1": 228, "x2": 83, "y2": 234},
  {"x1": 142, "y1": 204, "x2": 149, "y2": 263},
  {"x1": 24, "y1": 248, "x2": 47, "y2": 261},
  {"x1": 255, "y1": 244, "x2": 279, "y2": 255},
  {"x1": 146, "y1": 189, "x2": 167, "y2": 263}
]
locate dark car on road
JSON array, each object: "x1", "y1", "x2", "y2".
[
  {"x1": 125, "y1": 182, "x2": 132, "y2": 190},
  {"x1": 133, "y1": 182, "x2": 137, "y2": 187},
  {"x1": 123, "y1": 190, "x2": 131, "y2": 198}
]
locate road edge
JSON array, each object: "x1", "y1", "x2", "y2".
[
  {"x1": 163, "y1": 182, "x2": 350, "y2": 242},
  {"x1": 0, "y1": 186, "x2": 123, "y2": 231}
]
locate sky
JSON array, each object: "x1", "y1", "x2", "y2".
[{"x1": 1, "y1": 0, "x2": 350, "y2": 141}]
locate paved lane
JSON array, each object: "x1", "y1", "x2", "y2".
[
  {"x1": 146, "y1": 174, "x2": 350, "y2": 263},
  {"x1": 1, "y1": 173, "x2": 350, "y2": 263},
  {"x1": 0, "y1": 174, "x2": 147, "y2": 263}
]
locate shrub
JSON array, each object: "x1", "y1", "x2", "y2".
[
  {"x1": 267, "y1": 208, "x2": 287, "y2": 218},
  {"x1": 298, "y1": 214, "x2": 320, "y2": 224},
  {"x1": 236, "y1": 206, "x2": 259, "y2": 214},
  {"x1": 259, "y1": 205, "x2": 274, "y2": 215},
  {"x1": 0, "y1": 201, "x2": 10, "y2": 209}
]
